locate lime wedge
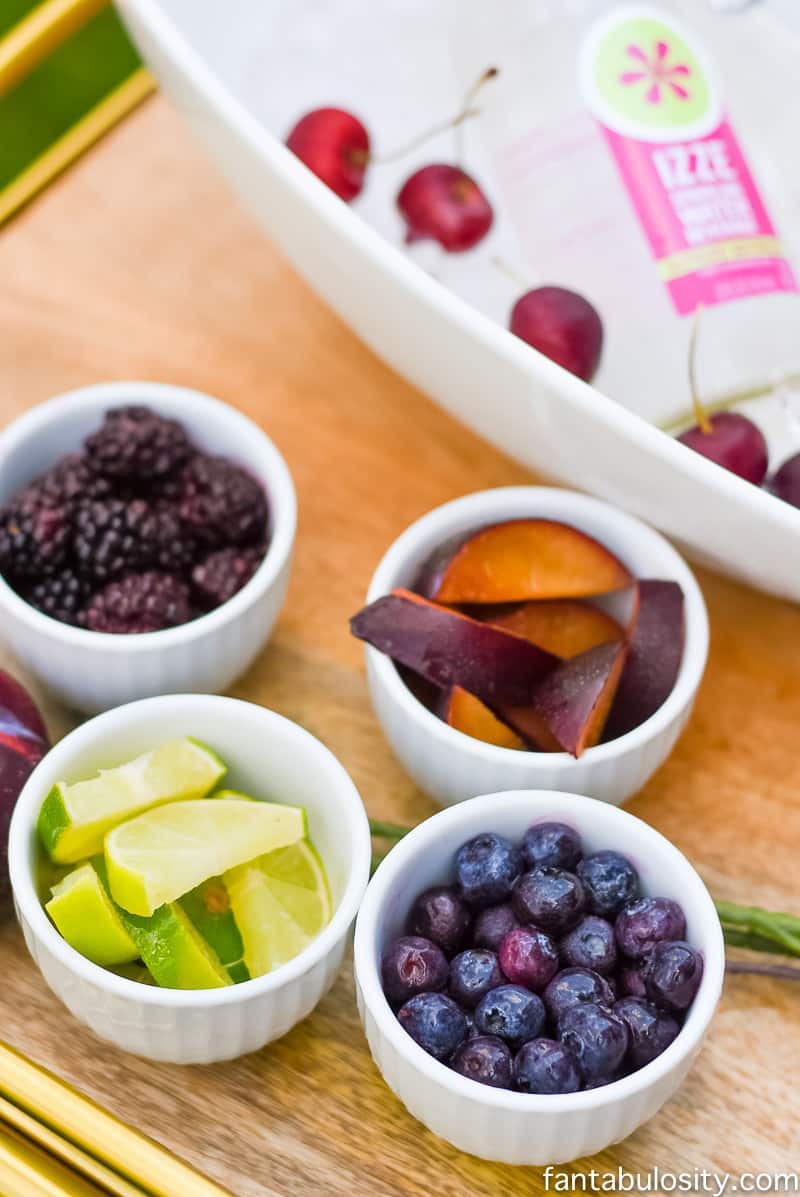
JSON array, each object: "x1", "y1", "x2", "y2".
[
  {"x1": 94, "y1": 859, "x2": 231, "y2": 990},
  {"x1": 110, "y1": 961, "x2": 157, "y2": 986},
  {"x1": 225, "y1": 840, "x2": 331, "y2": 978},
  {"x1": 38, "y1": 738, "x2": 226, "y2": 864},
  {"x1": 46, "y1": 862, "x2": 138, "y2": 967},
  {"x1": 179, "y1": 877, "x2": 249, "y2": 984},
  {"x1": 105, "y1": 799, "x2": 307, "y2": 916}
]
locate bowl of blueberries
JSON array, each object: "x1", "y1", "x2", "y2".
[{"x1": 354, "y1": 789, "x2": 724, "y2": 1165}]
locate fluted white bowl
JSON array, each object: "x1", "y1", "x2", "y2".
[
  {"x1": 0, "y1": 382, "x2": 296, "y2": 713},
  {"x1": 9, "y1": 694, "x2": 371, "y2": 1064},
  {"x1": 354, "y1": 789, "x2": 724, "y2": 1165},
  {"x1": 362, "y1": 487, "x2": 708, "y2": 808}
]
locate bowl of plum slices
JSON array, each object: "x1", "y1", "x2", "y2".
[
  {"x1": 351, "y1": 487, "x2": 708, "y2": 807},
  {"x1": 354, "y1": 789, "x2": 724, "y2": 1165},
  {"x1": 0, "y1": 382, "x2": 296, "y2": 712}
]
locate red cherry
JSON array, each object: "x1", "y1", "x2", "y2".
[
  {"x1": 286, "y1": 108, "x2": 370, "y2": 202},
  {"x1": 678, "y1": 412, "x2": 768, "y2": 484},
  {"x1": 768, "y1": 452, "x2": 800, "y2": 507},
  {"x1": 509, "y1": 286, "x2": 603, "y2": 381},
  {"x1": 397, "y1": 165, "x2": 493, "y2": 252}
]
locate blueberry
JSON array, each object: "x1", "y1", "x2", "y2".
[
  {"x1": 408, "y1": 886, "x2": 471, "y2": 956},
  {"x1": 449, "y1": 949, "x2": 505, "y2": 1009},
  {"x1": 583, "y1": 1074, "x2": 618, "y2": 1090},
  {"x1": 558, "y1": 1002, "x2": 629, "y2": 1082},
  {"x1": 577, "y1": 851, "x2": 639, "y2": 918},
  {"x1": 397, "y1": 992, "x2": 468, "y2": 1061},
  {"x1": 522, "y1": 821, "x2": 582, "y2": 871},
  {"x1": 451, "y1": 1035, "x2": 513, "y2": 1089},
  {"x1": 472, "y1": 902, "x2": 520, "y2": 951},
  {"x1": 474, "y1": 984, "x2": 545, "y2": 1049},
  {"x1": 512, "y1": 867, "x2": 585, "y2": 934},
  {"x1": 381, "y1": 936, "x2": 448, "y2": 1006},
  {"x1": 498, "y1": 926, "x2": 559, "y2": 993},
  {"x1": 614, "y1": 997, "x2": 681, "y2": 1069},
  {"x1": 561, "y1": 915, "x2": 617, "y2": 975},
  {"x1": 618, "y1": 963, "x2": 648, "y2": 999},
  {"x1": 645, "y1": 941, "x2": 703, "y2": 1011},
  {"x1": 513, "y1": 1038, "x2": 583, "y2": 1095},
  {"x1": 615, "y1": 897, "x2": 686, "y2": 961},
  {"x1": 456, "y1": 833, "x2": 522, "y2": 908},
  {"x1": 543, "y1": 967, "x2": 615, "y2": 1025}
]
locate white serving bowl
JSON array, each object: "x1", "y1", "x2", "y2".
[
  {"x1": 115, "y1": 0, "x2": 800, "y2": 603},
  {"x1": 354, "y1": 789, "x2": 724, "y2": 1166},
  {"x1": 362, "y1": 487, "x2": 708, "y2": 808},
  {"x1": 0, "y1": 382, "x2": 296, "y2": 713},
  {"x1": 9, "y1": 694, "x2": 371, "y2": 1064}
]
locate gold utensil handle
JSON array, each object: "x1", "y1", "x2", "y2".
[
  {"x1": 0, "y1": 1094, "x2": 145, "y2": 1197},
  {"x1": 0, "y1": 1125, "x2": 108, "y2": 1196},
  {"x1": 0, "y1": 0, "x2": 109, "y2": 98},
  {"x1": 0, "y1": 1043, "x2": 235, "y2": 1197}
]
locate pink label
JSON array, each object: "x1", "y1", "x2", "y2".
[{"x1": 603, "y1": 119, "x2": 798, "y2": 315}]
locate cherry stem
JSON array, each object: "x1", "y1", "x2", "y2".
[
  {"x1": 492, "y1": 255, "x2": 532, "y2": 292},
  {"x1": 688, "y1": 303, "x2": 713, "y2": 435},
  {"x1": 373, "y1": 66, "x2": 498, "y2": 166},
  {"x1": 455, "y1": 65, "x2": 499, "y2": 164},
  {"x1": 726, "y1": 960, "x2": 800, "y2": 982},
  {"x1": 373, "y1": 107, "x2": 482, "y2": 165}
]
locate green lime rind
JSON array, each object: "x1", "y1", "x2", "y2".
[
  {"x1": 94, "y1": 858, "x2": 231, "y2": 990},
  {"x1": 37, "y1": 738, "x2": 227, "y2": 864},
  {"x1": 207, "y1": 789, "x2": 255, "y2": 801},
  {"x1": 46, "y1": 862, "x2": 138, "y2": 968},
  {"x1": 37, "y1": 786, "x2": 72, "y2": 863},
  {"x1": 110, "y1": 961, "x2": 157, "y2": 986},
  {"x1": 179, "y1": 877, "x2": 250, "y2": 983}
]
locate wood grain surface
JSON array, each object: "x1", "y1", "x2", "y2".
[{"x1": 0, "y1": 96, "x2": 798, "y2": 1195}]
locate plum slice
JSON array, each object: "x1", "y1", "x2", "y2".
[
  {"x1": 502, "y1": 640, "x2": 628, "y2": 757},
  {"x1": 0, "y1": 670, "x2": 49, "y2": 908},
  {"x1": 440, "y1": 686, "x2": 525, "y2": 750},
  {"x1": 350, "y1": 589, "x2": 558, "y2": 707},
  {"x1": 481, "y1": 599, "x2": 623, "y2": 659},
  {"x1": 602, "y1": 580, "x2": 684, "y2": 740},
  {"x1": 420, "y1": 520, "x2": 632, "y2": 604}
]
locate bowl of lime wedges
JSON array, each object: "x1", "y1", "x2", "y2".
[{"x1": 9, "y1": 694, "x2": 370, "y2": 1064}]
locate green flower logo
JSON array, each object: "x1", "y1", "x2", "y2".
[{"x1": 581, "y1": 9, "x2": 720, "y2": 140}]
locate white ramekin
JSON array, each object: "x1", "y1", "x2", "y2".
[
  {"x1": 362, "y1": 487, "x2": 709, "y2": 807},
  {"x1": 354, "y1": 789, "x2": 724, "y2": 1165},
  {"x1": 0, "y1": 382, "x2": 297, "y2": 713},
  {"x1": 9, "y1": 694, "x2": 371, "y2": 1064}
]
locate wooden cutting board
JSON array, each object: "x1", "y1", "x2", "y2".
[{"x1": 0, "y1": 96, "x2": 798, "y2": 1195}]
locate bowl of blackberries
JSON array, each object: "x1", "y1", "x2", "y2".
[
  {"x1": 0, "y1": 382, "x2": 296, "y2": 712},
  {"x1": 354, "y1": 790, "x2": 724, "y2": 1166}
]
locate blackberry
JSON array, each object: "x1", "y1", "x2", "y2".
[
  {"x1": 85, "y1": 406, "x2": 191, "y2": 483},
  {"x1": 191, "y1": 544, "x2": 265, "y2": 608},
  {"x1": 85, "y1": 571, "x2": 192, "y2": 634},
  {"x1": 36, "y1": 454, "x2": 111, "y2": 508},
  {"x1": 176, "y1": 454, "x2": 268, "y2": 546},
  {"x1": 73, "y1": 498, "x2": 195, "y2": 582},
  {"x1": 0, "y1": 491, "x2": 69, "y2": 579},
  {"x1": 27, "y1": 569, "x2": 89, "y2": 626}
]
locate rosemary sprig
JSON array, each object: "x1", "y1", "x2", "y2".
[{"x1": 715, "y1": 900, "x2": 800, "y2": 958}]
